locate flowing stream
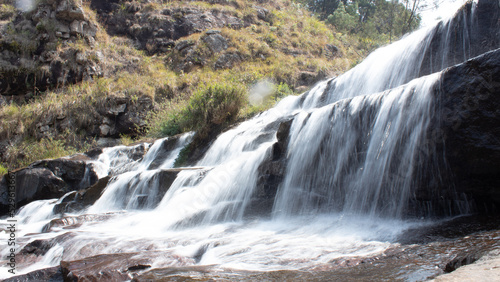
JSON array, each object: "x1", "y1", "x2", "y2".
[{"x1": 0, "y1": 2, "x2": 493, "y2": 279}]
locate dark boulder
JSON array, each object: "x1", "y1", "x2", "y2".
[
  {"x1": 53, "y1": 175, "x2": 111, "y2": 214},
  {"x1": 157, "y1": 169, "x2": 180, "y2": 197},
  {"x1": 0, "y1": 168, "x2": 66, "y2": 215},
  {"x1": 0, "y1": 156, "x2": 99, "y2": 216},
  {"x1": 79, "y1": 175, "x2": 111, "y2": 208},
  {"x1": 30, "y1": 158, "x2": 96, "y2": 190},
  {"x1": 1, "y1": 266, "x2": 63, "y2": 282}
]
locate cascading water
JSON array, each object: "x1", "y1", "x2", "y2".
[
  {"x1": 89, "y1": 133, "x2": 193, "y2": 213},
  {"x1": 2, "y1": 2, "x2": 496, "y2": 279}
]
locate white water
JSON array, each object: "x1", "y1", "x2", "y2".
[
  {"x1": 274, "y1": 73, "x2": 440, "y2": 219},
  {"x1": 1, "y1": 3, "x2": 486, "y2": 278}
]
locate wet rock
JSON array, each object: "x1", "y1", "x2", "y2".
[
  {"x1": 1, "y1": 266, "x2": 63, "y2": 282},
  {"x1": 16, "y1": 232, "x2": 76, "y2": 265},
  {"x1": 419, "y1": 0, "x2": 500, "y2": 78},
  {"x1": 60, "y1": 252, "x2": 184, "y2": 281},
  {"x1": 42, "y1": 212, "x2": 121, "y2": 232},
  {"x1": 249, "y1": 118, "x2": 293, "y2": 216},
  {"x1": 110, "y1": 168, "x2": 180, "y2": 210},
  {"x1": 444, "y1": 252, "x2": 483, "y2": 273},
  {"x1": 147, "y1": 137, "x2": 181, "y2": 170},
  {"x1": 157, "y1": 169, "x2": 180, "y2": 196},
  {"x1": 53, "y1": 191, "x2": 79, "y2": 214},
  {"x1": 0, "y1": 168, "x2": 66, "y2": 215},
  {"x1": 79, "y1": 175, "x2": 110, "y2": 207},
  {"x1": 20, "y1": 239, "x2": 58, "y2": 256},
  {"x1": 30, "y1": 158, "x2": 91, "y2": 188},
  {"x1": 417, "y1": 47, "x2": 500, "y2": 213},
  {"x1": 0, "y1": 156, "x2": 99, "y2": 215}
]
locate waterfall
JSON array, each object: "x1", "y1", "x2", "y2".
[
  {"x1": 273, "y1": 73, "x2": 441, "y2": 219},
  {"x1": 77, "y1": 2, "x2": 484, "y2": 223},
  {"x1": 4, "y1": 1, "x2": 498, "y2": 277},
  {"x1": 89, "y1": 133, "x2": 193, "y2": 213}
]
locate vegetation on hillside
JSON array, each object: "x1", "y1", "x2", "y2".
[
  {"x1": 297, "y1": 0, "x2": 421, "y2": 42},
  {"x1": 0, "y1": 0, "x2": 421, "y2": 173}
]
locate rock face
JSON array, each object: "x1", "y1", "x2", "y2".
[
  {"x1": 0, "y1": 157, "x2": 98, "y2": 215},
  {"x1": 92, "y1": 2, "x2": 243, "y2": 55},
  {"x1": 97, "y1": 95, "x2": 156, "y2": 138},
  {"x1": 29, "y1": 94, "x2": 155, "y2": 142},
  {"x1": 430, "y1": 48, "x2": 500, "y2": 214},
  {"x1": 418, "y1": 0, "x2": 500, "y2": 78},
  {"x1": 0, "y1": 0, "x2": 102, "y2": 97},
  {"x1": 247, "y1": 118, "x2": 293, "y2": 216}
]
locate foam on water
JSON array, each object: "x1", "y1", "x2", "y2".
[{"x1": 2, "y1": 2, "x2": 487, "y2": 277}]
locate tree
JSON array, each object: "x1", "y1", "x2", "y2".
[
  {"x1": 301, "y1": 0, "x2": 342, "y2": 20},
  {"x1": 402, "y1": 0, "x2": 422, "y2": 33}
]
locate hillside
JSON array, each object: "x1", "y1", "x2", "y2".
[{"x1": 0, "y1": 0, "x2": 382, "y2": 173}]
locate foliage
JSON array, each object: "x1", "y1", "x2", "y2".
[
  {"x1": 159, "y1": 83, "x2": 247, "y2": 138},
  {"x1": 0, "y1": 3, "x2": 15, "y2": 20},
  {"x1": 327, "y1": 3, "x2": 358, "y2": 32},
  {"x1": 300, "y1": 0, "x2": 421, "y2": 42},
  {"x1": 173, "y1": 144, "x2": 191, "y2": 168},
  {"x1": 4, "y1": 137, "x2": 88, "y2": 170},
  {"x1": 0, "y1": 164, "x2": 7, "y2": 176}
]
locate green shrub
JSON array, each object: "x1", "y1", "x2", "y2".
[
  {"x1": 0, "y1": 164, "x2": 8, "y2": 176},
  {"x1": 160, "y1": 112, "x2": 182, "y2": 136},
  {"x1": 173, "y1": 143, "x2": 191, "y2": 167},
  {"x1": 185, "y1": 83, "x2": 246, "y2": 129},
  {"x1": 0, "y1": 4, "x2": 15, "y2": 21},
  {"x1": 159, "y1": 83, "x2": 247, "y2": 137}
]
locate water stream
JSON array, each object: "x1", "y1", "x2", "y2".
[{"x1": 1, "y1": 2, "x2": 494, "y2": 279}]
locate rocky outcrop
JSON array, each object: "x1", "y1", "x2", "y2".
[
  {"x1": 0, "y1": 0, "x2": 102, "y2": 97},
  {"x1": 244, "y1": 49, "x2": 500, "y2": 219},
  {"x1": 419, "y1": 0, "x2": 500, "y2": 78},
  {"x1": 0, "y1": 157, "x2": 98, "y2": 215},
  {"x1": 247, "y1": 118, "x2": 293, "y2": 216},
  {"x1": 97, "y1": 95, "x2": 155, "y2": 138},
  {"x1": 166, "y1": 29, "x2": 243, "y2": 73},
  {"x1": 30, "y1": 94, "x2": 155, "y2": 142},
  {"x1": 429, "y1": 48, "x2": 500, "y2": 214},
  {"x1": 91, "y1": 1, "x2": 243, "y2": 55}
]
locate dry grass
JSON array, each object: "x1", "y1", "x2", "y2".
[{"x1": 0, "y1": 0, "x2": 378, "y2": 171}]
